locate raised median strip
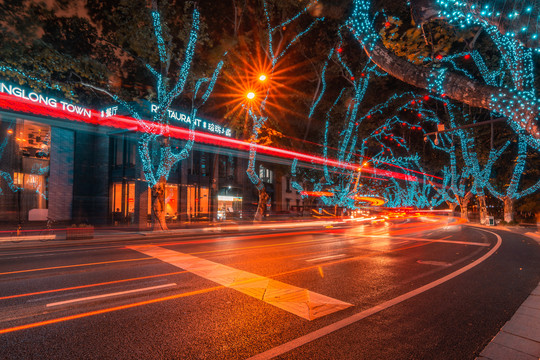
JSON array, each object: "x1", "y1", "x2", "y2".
[
  {"x1": 0, "y1": 234, "x2": 56, "y2": 242},
  {"x1": 128, "y1": 245, "x2": 353, "y2": 320}
]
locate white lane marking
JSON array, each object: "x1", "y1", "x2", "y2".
[
  {"x1": 416, "y1": 260, "x2": 452, "y2": 267},
  {"x1": 424, "y1": 239, "x2": 490, "y2": 247},
  {"x1": 128, "y1": 245, "x2": 352, "y2": 320},
  {"x1": 46, "y1": 283, "x2": 176, "y2": 307},
  {"x1": 360, "y1": 234, "x2": 490, "y2": 247},
  {"x1": 353, "y1": 240, "x2": 409, "y2": 249},
  {"x1": 305, "y1": 254, "x2": 346, "y2": 262},
  {"x1": 247, "y1": 229, "x2": 502, "y2": 360}
]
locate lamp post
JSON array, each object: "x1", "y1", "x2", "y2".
[{"x1": 353, "y1": 161, "x2": 369, "y2": 193}]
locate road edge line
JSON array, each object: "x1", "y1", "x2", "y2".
[{"x1": 247, "y1": 229, "x2": 502, "y2": 360}]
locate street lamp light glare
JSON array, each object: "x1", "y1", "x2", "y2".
[
  {"x1": 259, "y1": 74, "x2": 267, "y2": 81},
  {"x1": 247, "y1": 92, "x2": 255, "y2": 99}
]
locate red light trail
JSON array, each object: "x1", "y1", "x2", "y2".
[{"x1": 0, "y1": 91, "x2": 441, "y2": 183}]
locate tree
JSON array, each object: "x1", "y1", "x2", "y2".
[
  {"x1": 241, "y1": 0, "x2": 323, "y2": 221},
  {"x1": 0, "y1": 0, "x2": 224, "y2": 230},
  {"x1": 487, "y1": 134, "x2": 540, "y2": 222},
  {"x1": 347, "y1": 0, "x2": 540, "y2": 147},
  {"x1": 82, "y1": 2, "x2": 224, "y2": 230}
]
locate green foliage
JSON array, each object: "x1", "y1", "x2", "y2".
[
  {"x1": 379, "y1": 17, "x2": 473, "y2": 65},
  {"x1": 0, "y1": 1, "x2": 110, "y2": 102}
]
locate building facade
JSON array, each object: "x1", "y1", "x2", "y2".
[{"x1": 0, "y1": 80, "x2": 310, "y2": 228}]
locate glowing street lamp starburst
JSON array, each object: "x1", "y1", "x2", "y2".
[{"x1": 212, "y1": 43, "x2": 311, "y2": 132}]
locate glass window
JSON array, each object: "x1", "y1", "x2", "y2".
[
  {"x1": 114, "y1": 137, "x2": 123, "y2": 166},
  {"x1": 259, "y1": 165, "x2": 273, "y2": 183},
  {"x1": 165, "y1": 184, "x2": 178, "y2": 221},
  {"x1": 127, "y1": 142, "x2": 136, "y2": 167},
  {"x1": 111, "y1": 181, "x2": 135, "y2": 224},
  {"x1": 286, "y1": 177, "x2": 291, "y2": 192},
  {"x1": 187, "y1": 185, "x2": 209, "y2": 220},
  {"x1": 0, "y1": 118, "x2": 50, "y2": 221}
]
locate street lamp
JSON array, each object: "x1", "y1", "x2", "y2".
[
  {"x1": 246, "y1": 92, "x2": 255, "y2": 100},
  {"x1": 258, "y1": 74, "x2": 267, "y2": 82},
  {"x1": 353, "y1": 161, "x2": 369, "y2": 192}
]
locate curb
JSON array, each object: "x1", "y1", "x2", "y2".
[
  {"x1": 0, "y1": 220, "x2": 345, "y2": 249},
  {"x1": 477, "y1": 283, "x2": 540, "y2": 360},
  {"x1": 472, "y1": 226, "x2": 540, "y2": 360}
]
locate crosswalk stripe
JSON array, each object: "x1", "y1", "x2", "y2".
[{"x1": 128, "y1": 245, "x2": 352, "y2": 320}]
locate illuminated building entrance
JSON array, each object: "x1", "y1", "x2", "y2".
[
  {"x1": 217, "y1": 187, "x2": 242, "y2": 220},
  {"x1": 111, "y1": 181, "x2": 135, "y2": 224},
  {"x1": 187, "y1": 185, "x2": 209, "y2": 221}
]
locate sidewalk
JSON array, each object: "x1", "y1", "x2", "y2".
[
  {"x1": 0, "y1": 218, "x2": 343, "y2": 248},
  {"x1": 476, "y1": 229, "x2": 540, "y2": 360}
]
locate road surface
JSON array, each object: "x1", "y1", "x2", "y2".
[{"x1": 0, "y1": 217, "x2": 539, "y2": 359}]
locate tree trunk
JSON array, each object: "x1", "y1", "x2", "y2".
[
  {"x1": 254, "y1": 188, "x2": 269, "y2": 222},
  {"x1": 458, "y1": 193, "x2": 472, "y2": 221},
  {"x1": 446, "y1": 201, "x2": 457, "y2": 213},
  {"x1": 503, "y1": 197, "x2": 515, "y2": 223},
  {"x1": 477, "y1": 195, "x2": 488, "y2": 224},
  {"x1": 151, "y1": 180, "x2": 168, "y2": 231},
  {"x1": 460, "y1": 202, "x2": 468, "y2": 220}
]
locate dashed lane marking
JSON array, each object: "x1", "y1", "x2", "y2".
[
  {"x1": 362, "y1": 234, "x2": 490, "y2": 247},
  {"x1": 46, "y1": 283, "x2": 177, "y2": 307},
  {"x1": 128, "y1": 245, "x2": 352, "y2": 320},
  {"x1": 305, "y1": 254, "x2": 347, "y2": 262},
  {"x1": 416, "y1": 260, "x2": 452, "y2": 266}
]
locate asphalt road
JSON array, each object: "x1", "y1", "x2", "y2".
[{"x1": 0, "y1": 217, "x2": 539, "y2": 360}]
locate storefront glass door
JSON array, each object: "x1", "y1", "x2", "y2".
[
  {"x1": 111, "y1": 181, "x2": 135, "y2": 224},
  {"x1": 187, "y1": 185, "x2": 209, "y2": 221}
]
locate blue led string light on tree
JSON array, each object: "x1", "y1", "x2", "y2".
[
  {"x1": 79, "y1": 5, "x2": 224, "y2": 230},
  {"x1": 348, "y1": 0, "x2": 540, "y2": 149},
  {"x1": 486, "y1": 133, "x2": 540, "y2": 222},
  {"x1": 245, "y1": 0, "x2": 323, "y2": 221}
]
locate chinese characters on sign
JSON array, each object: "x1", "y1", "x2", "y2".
[
  {"x1": 101, "y1": 106, "x2": 118, "y2": 118},
  {"x1": 149, "y1": 104, "x2": 232, "y2": 137}
]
